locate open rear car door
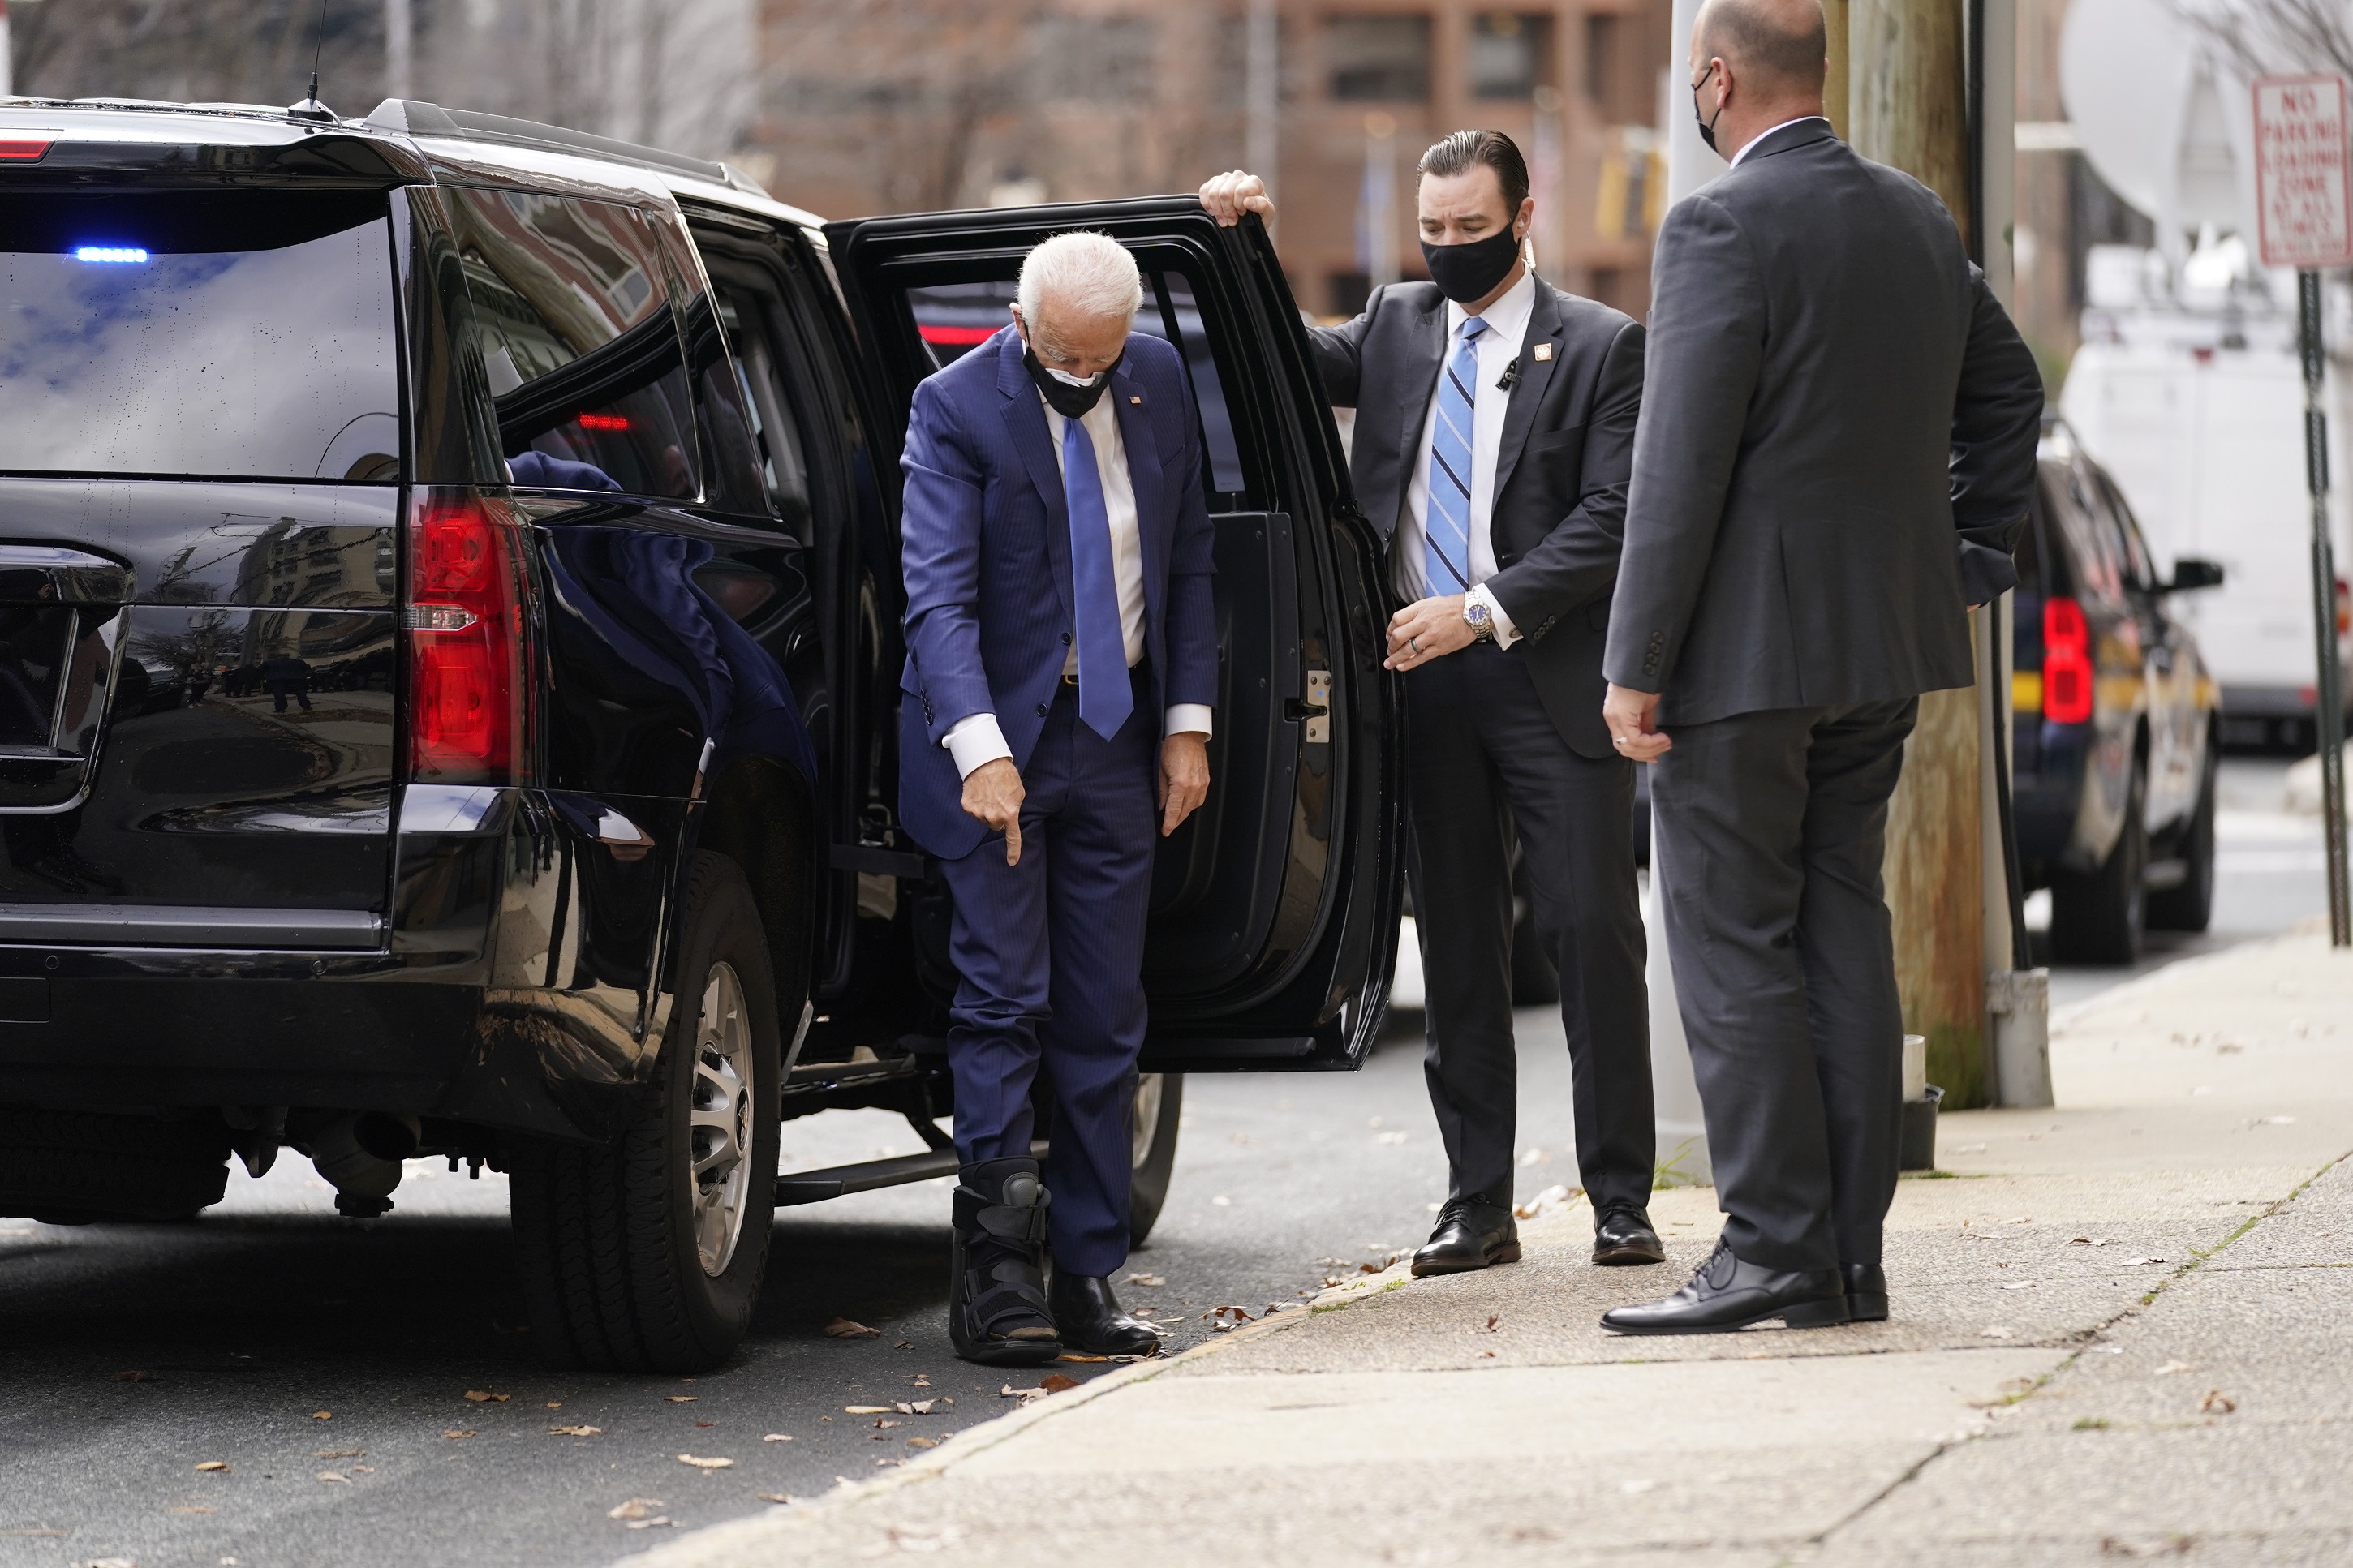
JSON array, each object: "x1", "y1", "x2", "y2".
[{"x1": 824, "y1": 199, "x2": 1401, "y2": 1071}]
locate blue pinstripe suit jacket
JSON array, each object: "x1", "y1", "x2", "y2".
[{"x1": 897, "y1": 326, "x2": 1219, "y2": 861}]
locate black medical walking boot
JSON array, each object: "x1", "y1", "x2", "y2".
[
  {"x1": 948, "y1": 1158, "x2": 1062, "y2": 1367},
  {"x1": 1048, "y1": 1272, "x2": 1160, "y2": 1357}
]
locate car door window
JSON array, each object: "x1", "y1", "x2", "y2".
[
  {"x1": 442, "y1": 188, "x2": 698, "y2": 499},
  {"x1": 715, "y1": 291, "x2": 818, "y2": 542}
]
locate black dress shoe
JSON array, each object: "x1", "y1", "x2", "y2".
[
  {"x1": 1592, "y1": 1205, "x2": 1667, "y2": 1266},
  {"x1": 1048, "y1": 1273, "x2": 1159, "y2": 1357},
  {"x1": 1843, "y1": 1262, "x2": 1888, "y2": 1321},
  {"x1": 1600, "y1": 1240, "x2": 1852, "y2": 1335},
  {"x1": 946, "y1": 1158, "x2": 1062, "y2": 1367},
  {"x1": 1411, "y1": 1197, "x2": 1521, "y2": 1277}
]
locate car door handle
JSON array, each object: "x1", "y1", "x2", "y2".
[
  {"x1": 0, "y1": 547, "x2": 131, "y2": 606},
  {"x1": 1284, "y1": 669, "x2": 1332, "y2": 744}
]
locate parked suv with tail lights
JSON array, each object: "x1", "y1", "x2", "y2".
[
  {"x1": 0, "y1": 100, "x2": 1401, "y2": 1371},
  {"x1": 2011, "y1": 422, "x2": 2224, "y2": 964}
]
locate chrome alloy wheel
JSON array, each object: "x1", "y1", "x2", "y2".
[
  {"x1": 689, "y1": 960, "x2": 754, "y2": 1278},
  {"x1": 1130, "y1": 1073, "x2": 1164, "y2": 1169}
]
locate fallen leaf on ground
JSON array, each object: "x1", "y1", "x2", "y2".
[
  {"x1": 1038, "y1": 1373, "x2": 1079, "y2": 1394},
  {"x1": 873, "y1": 1419, "x2": 901, "y2": 1429},
  {"x1": 2001, "y1": 1282, "x2": 2038, "y2": 1291},
  {"x1": 351, "y1": 1465, "x2": 374, "y2": 1473},
  {"x1": 314, "y1": 1449, "x2": 364, "y2": 1458},
  {"x1": 441, "y1": 1429, "x2": 475, "y2": 1440},
  {"x1": 626, "y1": 1518, "x2": 673, "y2": 1530},
  {"x1": 999, "y1": 1384, "x2": 1048, "y2": 1402},
  {"x1": 845, "y1": 1405, "x2": 893, "y2": 1415},
  {"x1": 606, "y1": 1498, "x2": 664, "y2": 1519},
  {"x1": 695, "y1": 1420, "x2": 715, "y2": 1428},
  {"x1": 755, "y1": 1493, "x2": 791, "y2": 1504},
  {"x1": 1483, "y1": 1315, "x2": 1502, "y2": 1332},
  {"x1": 677, "y1": 1454, "x2": 733, "y2": 1469},
  {"x1": 912, "y1": 1376, "x2": 932, "y2": 1387},
  {"x1": 2155, "y1": 1361, "x2": 2192, "y2": 1376},
  {"x1": 195, "y1": 1461, "x2": 230, "y2": 1472},
  {"x1": 2199, "y1": 1390, "x2": 2237, "y2": 1414},
  {"x1": 1980, "y1": 1327, "x2": 2015, "y2": 1339},
  {"x1": 762, "y1": 1433, "x2": 793, "y2": 1442},
  {"x1": 310, "y1": 1411, "x2": 333, "y2": 1420},
  {"x1": 824, "y1": 1317, "x2": 881, "y2": 1338},
  {"x1": 1055, "y1": 1353, "x2": 1110, "y2": 1362},
  {"x1": 113, "y1": 1369, "x2": 156, "y2": 1382},
  {"x1": 463, "y1": 1390, "x2": 511, "y2": 1403},
  {"x1": 1122, "y1": 1273, "x2": 1164, "y2": 1288},
  {"x1": 892, "y1": 1340, "x2": 915, "y2": 1350},
  {"x1": 549, "y1": 1425, "x2": 604, "y2": 1437},
  {"x1": 907, "y1": 1436, "x2": 939, "y2": 1450},
  {"x1": 2122, "y1": 1257, "x2": 2168, "y2": 1266},
  {"x1": 665, "y1": 1395, "x2": 697, "y2": 1403},
  {"x1": 167, "y1": 1506, "x2": 216, "y2": 1515},
  {"x1": 316, "y1": 1471, "x2": 348, "y2": 1484},
  {"x1": 545, "y1": 1402, "x2": 561, "y2": 1408},
  {"x1": 905, "y1": 1401, "x2": 935, "y2": 1414}
]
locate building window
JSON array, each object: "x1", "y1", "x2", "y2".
[
  {"x1": 1585, "y1": 11, "x2": 1643, "y2": 125},
  {"x1": 1327, "y1": 15, "x2": 1433, "y2": 101},
  {"x1": 1034, "y1": 16, "x2": 1159, "y2": 104},
  {"x1": 1469, "y1": 13, "x2": 1554, "y2": 100}
]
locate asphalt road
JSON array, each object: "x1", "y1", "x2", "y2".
[{"x1": 0, "y1": 760, "x2": 2330, "y2": 1568}]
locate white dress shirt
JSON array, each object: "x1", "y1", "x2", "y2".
[
  {"x1": 1396, "y1": 266, "x2": 1534, "y2": 648},
  {"x1": 943, "y1": 388, "x2": 1214, "y2": 779},
  {"x1": 1731, "y1": 116, "x2": 1831, "y2": 167}
]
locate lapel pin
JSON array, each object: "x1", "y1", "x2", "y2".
[
  {"x1": 1533, "y1": 343, "x2": 1554, "y2": 362},
  {"x1": 1130, "y1": 395, "x2": 1142, "y2": 404}
]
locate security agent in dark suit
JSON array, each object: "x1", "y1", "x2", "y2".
[
  {"x1": 1598, "y1": 0, "x2": 2043, "y2": 1335},
  {"x1": 1204, "y1": 131, "x2": 1664, "y2": 1276}
]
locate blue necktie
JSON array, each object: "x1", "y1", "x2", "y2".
[
  {"x1": 1061, "y1": 414, "x2": 1133, "y2": 741},
  {"x1": 1425, "y1": 316, "x2": 1488, "y2": 597}
]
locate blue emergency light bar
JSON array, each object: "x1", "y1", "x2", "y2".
[{"x1": 75, "y1": 247, "x2": 150, "y2": 264}]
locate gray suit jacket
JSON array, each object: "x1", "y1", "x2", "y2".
[
  {"x1": 1603, "y1": 119, "x2": 2045, "y2": 726},
  {"x1": 1310, "y1": 277, "x2": 1645, "y2": 758}
]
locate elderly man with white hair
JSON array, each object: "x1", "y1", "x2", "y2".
[{"x1": 896, "y1": 231, "x2": 1218, "y2": 1364}]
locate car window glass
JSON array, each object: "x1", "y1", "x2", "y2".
[
  {"x1": 2096, "y1": 475, "x2": 2154, "y2": 591},
  {"x1": 0, "y1": 190, "x2": 398, "y2": 480},
  {"x1": 442, "y1": 188, "x2": 697, "y2": 498},
  {"x1": 2056, "y1": 467, "x2": 2125, "y2": 604},
  {"x1": 717, "y1": 292, "x2": 816, "y2": 542}
]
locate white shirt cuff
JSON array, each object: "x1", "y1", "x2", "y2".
[
  {"x1": 1469, "y1": 584, "x2": 1521, "y2": 650},
  {"x1": 1166, "y1": 703, "x2": 1213, "y2": 737},
  {"x1": 942, "y1": 712, "x2": 1013, "y2": 779}
]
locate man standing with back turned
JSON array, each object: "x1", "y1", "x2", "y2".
[
  {"x1": 1205, "y1": 131, "x2": 1663, "y2": 1278},
  {"x1": 899, "y1": 233, "x2": 1217, "y2": 1364},
  {"x1": 1598, "y1": 0, "x2": 2042, "y2": 1334}
]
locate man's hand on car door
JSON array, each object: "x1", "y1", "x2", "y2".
[{"x1": 962, "y1": 758, "x2": 1026, "y2": 866}]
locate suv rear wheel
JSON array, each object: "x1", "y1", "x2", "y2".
[
  {"x1": 1127, "y1": 1072, "x2": 1182, "y2": 1247},
  {"x1": 2050, "y1": 756, "x2": 2148, "y2": 965},
  {"x1": 510, "y1": 852, "x2": 782, "y2": 1373}
]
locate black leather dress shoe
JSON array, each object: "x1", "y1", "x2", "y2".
[
  {"x1": 1411, "y1": 1197, "x2": 1521, "y2": 1277},
  {"x1": 1048, "y1": 1273, "x2": 1160, "y2": 1357},
  {"x1": 1600, "y1": 1240, "x2": 1852, "y2": 1335},
  {"x1": 1843, "y1": 1262, "x2": 1888, "y2": 1321},
  {"x1": 1592, "y1": 1205, "x2": 1667, "y2": 1265}
]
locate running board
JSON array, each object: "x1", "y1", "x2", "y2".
[{"x1": 774, "y1": 1140, "x2": 1047, "y2": 1207}]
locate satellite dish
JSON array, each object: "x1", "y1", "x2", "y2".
[{"x1": 2060, "y1": 0, "x2": 2255, "y2": 238}]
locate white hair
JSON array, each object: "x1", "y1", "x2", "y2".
[{"x1": 1016, "y1": 231, "x2": 1142, "y2": 353}]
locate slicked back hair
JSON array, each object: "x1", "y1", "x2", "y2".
[
  {"x1": 1416, "y1": 129, "x2": 1529, "y2": 215},
  {"x1": 1697, "y1": 0, "x2": 1828, "y2": 95}
]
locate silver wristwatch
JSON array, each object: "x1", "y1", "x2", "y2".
[{"x1": 1463, "y1": 596, "x2": 1495, "y2": 643}]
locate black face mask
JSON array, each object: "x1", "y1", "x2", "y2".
[
  {"x1": 1419, "y1": 226, "x2": 1523, "y2": 305},
  {"x1": 1023, "y1": 346, "x2": 1117, "y2": 419},
  {"x1": 1693, "y1": 62, "x2": 1727, "y2": 154}
]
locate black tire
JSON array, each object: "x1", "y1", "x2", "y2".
[
  {"x1": 1127, "y1": 1072, "x2": 1182, "y2": 1248},
  {"x1": 510, "y1": 852, "x2": 783, "y2": 1373},
  {"x1": 0, "y1": 1110, "x2": 229, "y2": 1224},
  {"x1": 2148, "y1": 734, "x2": 2218, "y2": 933},
  {"x1": 2050, "y1": 756, "x2": 2148, "y2": 965},
  {"x1": 1509, "y1": 853, "x2": 1560, "y2": 1007}
]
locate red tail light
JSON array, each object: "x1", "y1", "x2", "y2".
[
  {"x1": 405, "y1": 492, "x2": 528, "y2": 783},
  {"x1": 0, "y1": 140, "x2": 53, "y2": 162},
  {"x1": 2041, "y1": 596, "x2": 2094, "y2": 724}
]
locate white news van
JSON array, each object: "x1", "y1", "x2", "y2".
[{"x1": 2059, "y1": 243, "x2": 2353, "y2": 747}]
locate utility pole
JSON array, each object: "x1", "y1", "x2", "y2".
[
  {"x1": 0, "y1": 1, "x2": 14, "y2": 100},
  {"x1": 385, "y1": 0, "x2": 413, "y2": 102},
  {"x1": 1245, "y1": 0, "x2": 1278, "y2": 219},
  {"x1": 1849, "y1": 0, "x2": 1994, "y2": 1107}
]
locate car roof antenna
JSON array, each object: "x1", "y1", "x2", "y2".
[{"x1": 290, "y1": 0, "x2": 336, "y2": 122}]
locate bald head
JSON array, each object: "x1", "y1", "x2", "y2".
[{"x1": 1695, "y1": 0, "x2": 1827, "y2": 98}]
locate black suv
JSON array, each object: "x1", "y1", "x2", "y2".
[
  {"x1": 0, "y1": 100, "x2": 1401, "y2": 1371},
  {"x1": 2011, "y1": 423, "x2": 2224, "y2": 964}
]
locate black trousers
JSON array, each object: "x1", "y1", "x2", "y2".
[
  {"x1": 1650, "y1": 698, "x2": 1918, "y2": 1274},
  {"x1": 1404, "y1": 642, "x2": 1654, "y2": 1216}
]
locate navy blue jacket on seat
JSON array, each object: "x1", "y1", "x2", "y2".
[{"x1": 897, "y1": 325, "x2": 1220, "y2": 861}]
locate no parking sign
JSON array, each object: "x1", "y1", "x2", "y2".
[{"x1": 2255, "y1": 75, "x2": 2353, "y2": 270}]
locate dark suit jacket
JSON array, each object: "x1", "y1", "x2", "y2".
[
  {"x1": 1308, "y1": 277, "x2": 1645, "y2": 759},
  {"x1": 1604, "y1": 119, "x2": 2045, "y2": 726},
  {"x1": 897, "y1": 327, "x2": 1219, "y2": 860}
]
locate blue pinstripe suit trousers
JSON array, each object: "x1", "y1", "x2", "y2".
[{"x1": 936, "y1": 669, "x2": 1158, "y2": 1278}]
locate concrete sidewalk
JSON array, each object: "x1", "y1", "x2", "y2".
[{"x1": 627, "y1": 932, "x2": 2353, "y2": 1567}]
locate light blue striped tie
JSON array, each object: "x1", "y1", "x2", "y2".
[{"x1": 1425, "y1": 316, "x2": 1488, "y2": 597}]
